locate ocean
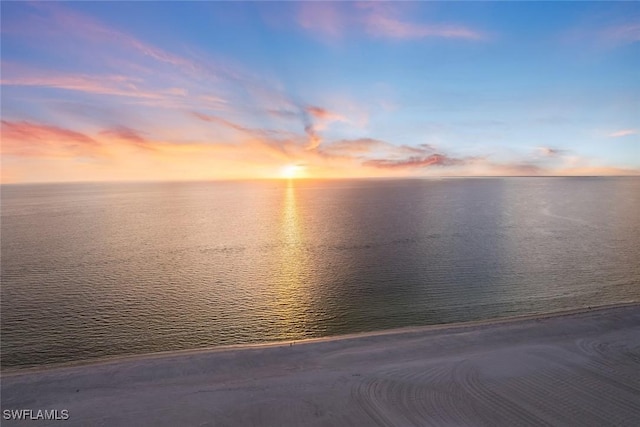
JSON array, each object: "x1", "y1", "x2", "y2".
[{"x1": 1, "y1": 177, "x2": 639, "y2": 368}]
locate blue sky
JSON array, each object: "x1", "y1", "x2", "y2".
[{"x1": 1, "y1": 1, "x2": 639, "y2": 182}]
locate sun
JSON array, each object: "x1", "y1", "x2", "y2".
[{"x1": 280, "y1": 164, "x2": 307, "y2": 179}]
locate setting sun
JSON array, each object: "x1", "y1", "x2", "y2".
[{"x1": 280, "y1": 164, "x2": 307, "y2": 179}]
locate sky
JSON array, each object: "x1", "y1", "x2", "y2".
[{"x1": 1, "y1": 1, "x2": 639, "y2": 183}]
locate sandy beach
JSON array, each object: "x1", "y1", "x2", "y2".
[{"x1": 2, "y1": 304, "x2": 639, "y2": 426}]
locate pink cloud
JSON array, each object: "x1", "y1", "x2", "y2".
[
  {"x1": 295, "y1": 2, "x2": 487, "y2": 42},
  {"x1": 320, "y1": 138, "x2": 387, "y2": 156},
  {"x1": 98, "y1": 126, "x2": 155, "y2": 150},
  {"x1": 1, "y1": 120, "x2": 94, "y2": 143},
  {"x1": 306, "y1": 106, "x2": 345, "y2": 122},
  {"x1": 3, "y1": 4, "x2": 363, "y2": 151},
  {"x1": 564, "y1": 19, "x2": 640, "y2": 48},
  {"x1": 364, "y1": 14, "x2": 487, "y2": 40},
  {"x1": 601, "y1": 22, "x2": 640, "y2": 44},
  {"x1": 537, "y1": 147, "x2": 567, "y2": 157},
  {"x1": 304, "y1": 126, "x2": 322, "y2": 150},
  {"x1": 297, "y1": 3, "x2": 344, "y2": 39},
  {"x1": 609, "y1": 129, "x2": 638, "y2": 138},
  {"x1": 397, "y1": 144, "x2": 437, "y2": 156},
  {"x1": 191, "y1": 111, "x2": 299, "y2": 141},
  {"x1": 320, "y1": 139, "x2": 439, "y2": 162},
  {"x1": 1, "y1": 120, "x2": 100, "y2": 158},
  {"x1": 29, "y1": 3, "x2": 197, "y2": 71},
  {"x1": 302, "y1": 105, "x2": 347, "y2": 150},
  {"x1": 1, "y1": 73, "x2": 160, "y2": 99},
  {"x1": 191, "y1": 111, "x2": 251, "y2": 133},
  {"x1": 364, "y1": 154, "x2": 464, "y2": 169}
]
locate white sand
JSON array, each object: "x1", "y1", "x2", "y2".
[{"x1": 2, "y1": 304, "x2": 640, "y2": 426}]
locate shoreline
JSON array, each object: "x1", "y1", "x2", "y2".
[
  {"x1": 2, "y1": 302, "x2": 639, "y2": 426},
  {"x1": 2, "y1": 301, "x2": 637, "y2": 376}
]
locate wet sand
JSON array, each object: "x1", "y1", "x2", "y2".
[{"x1": 2, "y1": 304, "x2": 640, "y2": 426}]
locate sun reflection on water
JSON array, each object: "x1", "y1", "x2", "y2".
[{"x1": 272, "y1": 180, "x2": 312, "y2": 338}]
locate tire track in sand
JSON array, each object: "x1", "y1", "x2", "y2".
[
  {"x1": 451, "y1": 360, "x2": 547, "y2": 427},
  {"x1": 350, "y1": 358, "x2": 550, "y2": 427},
  {"x1": 350, "y1": 360, "x2": 480, "y2": 426}
]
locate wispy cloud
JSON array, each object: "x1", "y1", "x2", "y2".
[
  {"x1": 320, "y1": 139, "x2": 462, "y2": 173},
  {"x1": 563, "y1": 14, "x2": 640, "y2": 49},
  {"x1": 320, "y1": 138, "x2": 437, "y2": 160},
  {"x1": 1, "y1": 120, "x2": 100, "y2": 158},
  {"x1": 295, "y1": 2, "x2": 487, "y2": 42},
  {"x1": 191, "y1": 111, "x2": 299, "y2": 145},
  {"x1": 2, "y1": 3, "x2": 354, "y2": 156},
  {"x1": 2, "y1": 3, "x2": 637, "y2": 182},
  {"x1": 320, "y1": 138, "x2": 388, "y2": 157},
  {"x1": 1, "y1": 70, "x2": 161, "y2": 100},
  {"x1": 363, "y1": 10, "x2": 486, "y2": 41},
  {"x1": 609, "y1": 129, "x2": 638, "y2": 138},
  {"x1": 306, "y1": 106, "x2": 345, "y2": 122},
  {"x1": 301, "y1": 105, "x2": 346, "y2": 149},
  {"x1": 364, "y1": 154, "x2": 464, "y2": 169},
  {"x1": 23, "y1": 2, "x2": 197, "y2": 71},
  {"x1": 600, "y1": 22, "x2": 640, "y2": 45},
  {"x1": 192, "y1": 111, "x2": 253, "y2": 134},
  {"x1": 537, "y1": 147, "x2": 567, "y2": 157},
  {"x1": 296, "y1": 2, "x2": 344, "y2": 40},
  {"x1": 98, "y1": 126, "x2": 156, "y2": 151}
]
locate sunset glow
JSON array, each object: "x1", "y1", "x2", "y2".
[
  {"x1": 280, "y1": 164, "x2": 307, "y2": 180},
  {"x1": 1, "y1": 2, "x2": 639, "y2": 183}
]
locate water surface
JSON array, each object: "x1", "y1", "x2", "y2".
[{"x1": 2, "y1": 178, "x2": 639, "y2": 367}]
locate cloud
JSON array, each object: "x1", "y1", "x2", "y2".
[
  {"x1": 99, "y1": 126, "x2": 145, "y2": 142},
  {"x1": 98, "y1": 126, "x2": 155, "y2": 150},
  {"x1": 295, "y1": 2, "x2": 487, "y2": 42},
  {"x1": 363, "y1": 13, "x2": 487, "y2": 41},
  {"x1": 1, "y1": 71, "x2": 161, "y2": 100},
  {"x1": 537, "y1": 147, "x2": 566, "y2": 157},
  {"x1": 299, "y1": 105, "x2": 346, "y2": 150},
  {"x1": 192, "y1": 111, "x2": 252, "y2": 133},
  {"x1": 563, "y1": 15, "x2": 640, "y2": 49},
  {"x1": 1, "y1": 120, "x2": 100, "y2": 157},
  {"x1": 306, "y1": 106, "x2": 345, "y2": 122},
  {"x1": 364, "y1": 153, "x2": 464, "y2": 169},
  {"x1": 190, "y1": 111, "x2": 328, "y2": 163},
  {"x1": 4, "y1": 3, "x2": 637, "y2": 182},
  {"x1": 4, "y1": 117, "x2": 639, "y2": 181},
  {"x1": 609, "y1": 129, "x2": 638, "y2": 138},
  {"x1": 1, "y1": 4, "x2": 245, "y2": 110},
  {"x1": 3, "y1": 3, "x2": 361, "y2": 158},
  {"x1": 296, "y1": 2, "x2": 344, "y2": 39},
  {"x1": 319, "y1": 138, "x2": 437, "y2": 161},
  {"x1": 601, "y1": 22, "x2": 640, "y2": 45},
  {"x1": 25, "y1": 2, "x2": 197, "y2": 71},
  {"x1": 320, "y1": 138, "x2": 388, "y2": 156},
  {"x1": 2, "y1": 119, "x2": 227, "y2": 159},
  {"x1": 303, "y1": 125, "x2": 322, "y2": 150},
  {"x1": 190, "y1": 111, "x2": 300, "y2": 145},
  {"x1": 397, "y1": 144, "x2": 438, "y2": 156},
  {"x1": 266, "y1": 109, "x2": 300, "y2": 120}
]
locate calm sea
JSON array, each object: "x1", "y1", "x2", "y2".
[{"x1": 1, "y1": 178, "x2": 639, "y2": 368}]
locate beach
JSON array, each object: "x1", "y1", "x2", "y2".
[{"x1": 2, "y1": 303, "x2": 639, "y2": 426}]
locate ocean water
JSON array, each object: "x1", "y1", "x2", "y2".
[{"x1": 1, "y1": 178, "x2": 639, "y2": 368}]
